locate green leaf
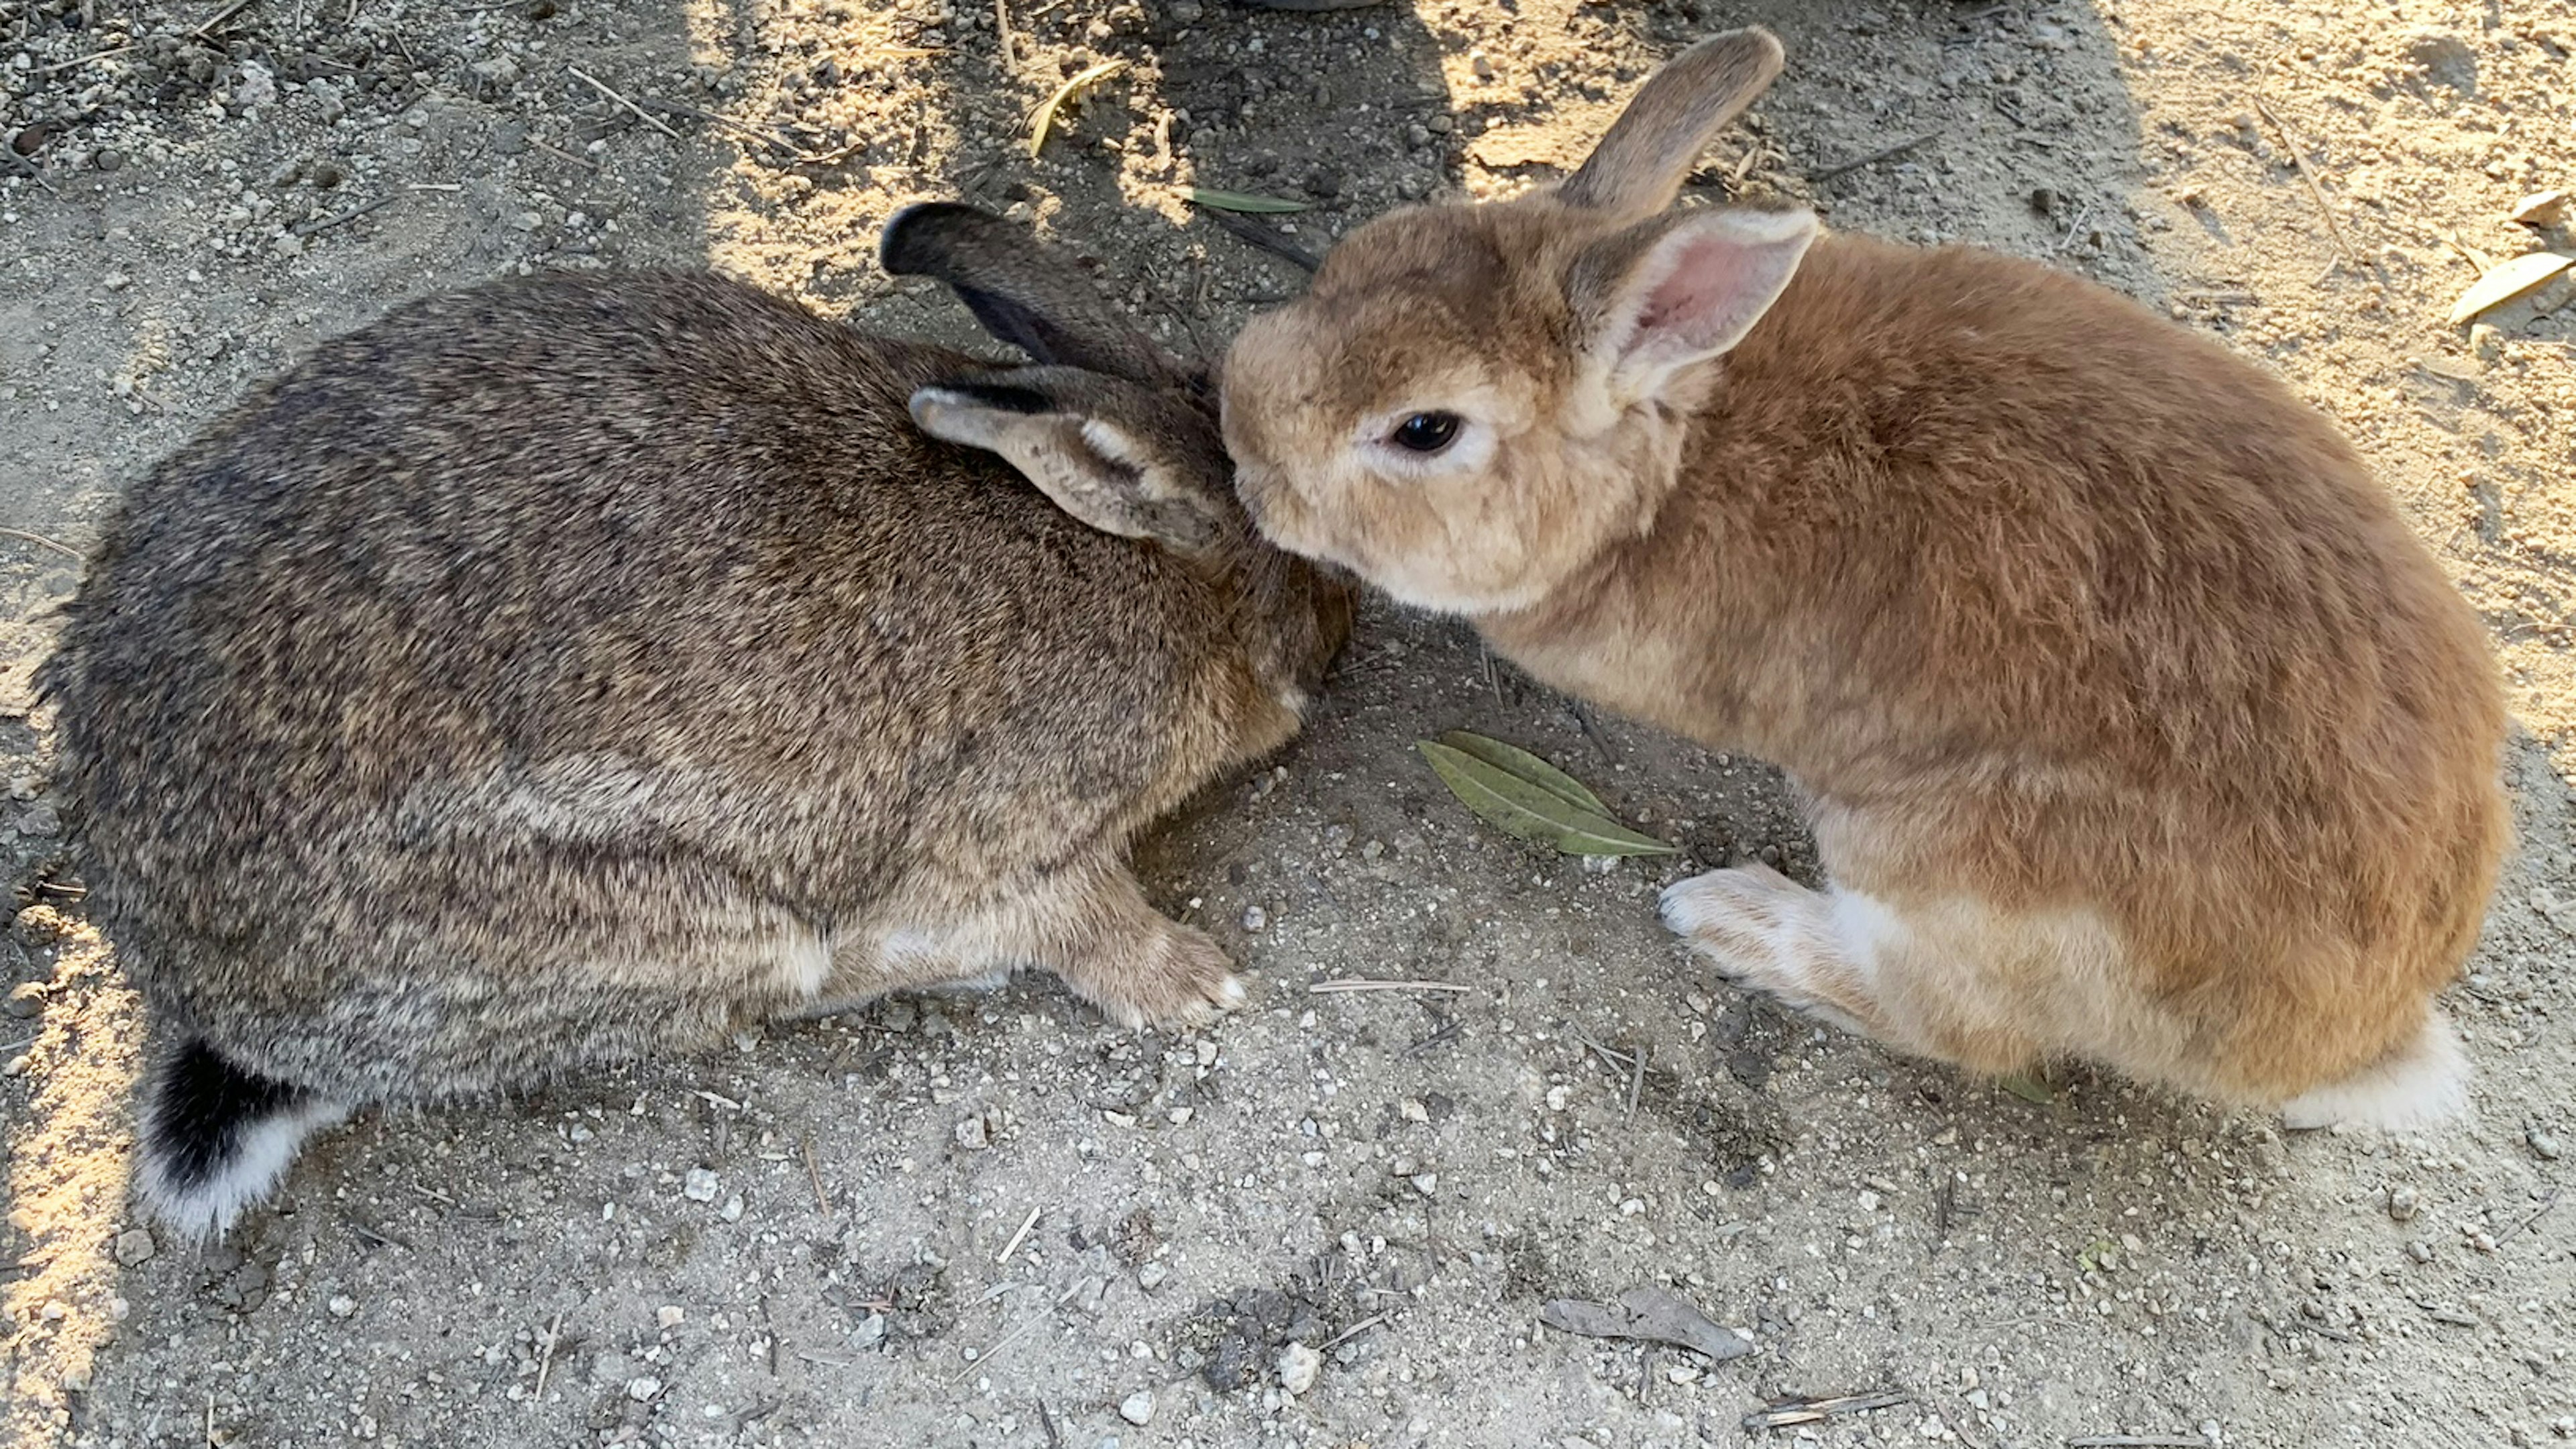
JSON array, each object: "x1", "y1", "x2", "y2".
[
  {"x1": 1416, "y1": 740, "x2": 1676, "y2": 857},
  {"x1": 1185, "y1": 187, "x2": 1311, "y2": 215},
  {"x1": 1437, "y1": 730, "x2": 1608, "y2": 816},
  {"x1": 1028, "y1": 58, "x2": 1127, "y2": 160},
  {"x1": 1996, "y1": 1073, "x2": 2056, "y2": 1105}
]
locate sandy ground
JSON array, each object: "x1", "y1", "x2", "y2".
[{"x1": 3, "y1": 0, "x2": 2573, "y2": 1446}]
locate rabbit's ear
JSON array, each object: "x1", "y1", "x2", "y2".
[
  {"x1": 1558, "y1": 29, "x2": 1785, "y2": 223},
  {"x1": 879, "y1": 202, "x2": 1183, "y2": 384},
  {"x1": 910, "y1": 368, "x2": 1228, "y2": 554},
  {"x1": 1567, "y1": 205, "x2": 1817, "y2": 400}
]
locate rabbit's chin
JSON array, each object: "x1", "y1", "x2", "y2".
[{"x1": 2277, "y1": 1012, "x2": 2471, "y2": 1133}]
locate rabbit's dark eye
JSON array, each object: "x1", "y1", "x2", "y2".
[{"x1": 1390, "y1": 411, "x2": 1462, "y2": 454}]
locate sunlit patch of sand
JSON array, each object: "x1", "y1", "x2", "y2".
[{"x1": 1, "y1": 908, "x2": 142, "y2": 1448}]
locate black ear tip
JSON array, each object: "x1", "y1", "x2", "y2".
[{"x1": 878, "y1": 201, "x2": 1008, "y2": 277}]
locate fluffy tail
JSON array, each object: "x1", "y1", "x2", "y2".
[
  {"x1": 2279, "y1": 1010, "x2": 2471, "y2": 1131},
  {"x1": 136, "y1": 1038, "x2": 348, "y2": 1242}
]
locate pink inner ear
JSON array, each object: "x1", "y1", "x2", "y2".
[{"x1": 1627, "y1": 219, "x2": 1809, "y2": 364}]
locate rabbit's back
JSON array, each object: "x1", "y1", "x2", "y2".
[
  {"x1": 49, "y1": 274, "x2": 1270, "y2": 1064},
  {"x1": 1663, "y1": 237, "x2": 2504, "y2": 1075}
]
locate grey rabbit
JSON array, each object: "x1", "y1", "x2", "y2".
[{"x1": 38, "y1": 203, "x2": 1352, "y2": 1240}]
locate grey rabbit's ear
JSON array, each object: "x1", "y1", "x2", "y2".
[
  {"x1": 879, "y1": 203, "x2": 1183, "y2": 384},
  {"x1": 910, "y1": 366, "x2": 1230, "y2": 555},
  {"x1": 1558, "y1": 28, "x2": 1785, "y2": 223}
]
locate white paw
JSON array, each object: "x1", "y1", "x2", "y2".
[
  {"x1": 1659, "y1": 866, "x2": 1799, "y2": 970},
  {"x1": 1659, "y1": 866, "x2": 1856, "y2": 1026}
]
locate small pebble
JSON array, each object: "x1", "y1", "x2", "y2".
[
  {"x1": 2387, "y1": 1186, "x2": 2420, "y2": 1223},
  {"x1": 1118, "y1": 1389, "x2": 1154, "y2": 1427},
  {"x1": 113, "y1": 1228, "x2": 156, "y2": 1267},
  {"x1": 1137, "y1": 1261, "x2": 1168, "y2": 1292},
  {"x1": 1240, "y1": 904, "x2": 1267, "y2": 931},
  {"x1": 2408, "y1": 1240, "x2": 2435, "y2": 1264},
  {"x1": 3, "y1": 981, "x2": 46, "y2": 1018},
  {"x1": 656, "y1": 1305, "x2": 684, "y2": 1330},
  {"x1": 720, "y1": 1195, "x2": 744, "y2": 1223},
  {"x1": 1279, "y1": 1341, "x2": 1322, "y2": 1395},
  {"x1": 2528, "y1": 1126, "x2": 2563, "y2": 1161},
  {"x1": 627, "y1": 1377, "x2": 661, "y2": 1403},
  {"x1": 327, "y1": 1295, "x2": 357, "y2": 1318},
  {"x1": 955, "y1": 1113, "x2": 991, "y2": 1150},
  {"x1": 2509, "y1": 189, "x2": 2567, "y2": 227},
  {"x1": 682, "y1": 1167, "x2": 719, "y2": 1201}
]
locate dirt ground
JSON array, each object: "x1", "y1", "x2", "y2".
[{"x1": 3, "y1": 0, "x2": 2573, "y2": 1445}]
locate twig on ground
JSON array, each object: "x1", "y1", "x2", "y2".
[
  {"x1": 637, "y1": 97, "x2": 802, "y2": 156},
  {"x1": 803, "y1": 1134, "x2": 831, "y2": 1214},
  {"x1": 2251, "y1": 95, "x2": 2355, "y2": 270},
  {"x1": 344, "y1": 1218, "x2": 413, "y2": 1252},
  {"x1": 1308, "y1": 978, "x2": 1472, "y2": 994},
  {"x1": 2493, "y1": 1185, "x2": 2563, "y2": 1247},
  {"x1": 1322, "y1": 1313, "x2": 1387, "y2": 1352},
  {"x1": 189, "y1": 0, "x2": 257, "y2": 39},
  {"x1": 2053, "y1": 203, "x2": 2096, "y2": 254},
  {"x1": 1036, "y1": 1399, "x2": 1064, "y2": 1449},
  {"x1": 1574, "y1": 1032, "x2": 1633, "y2": 1074},
  {"x1": 568, "y1": 65, "x2": 683, "y2": 140},
  {"x1": 2065, "y1": 1438, "x2": 2210, "y2": 1448},
  {"x1": 1200, "y1": 206, "x2": 1322, "y2": 272},
  {"x1": 993, "y1": 0, "x2": 1014, "y2": 69},
  {"x1": 32, "y1": 44, "x2": 136, "y2": 75},
  {"x1": 950, "y1": 1313, "x2": 1047, "y2": 1383},
  {"x1": 1627, "y1": 1041, "x2": 1646, "y2": 1116},
  {"x1": 1814, "y1": 130, "x2": 1938, "y2": 181},
  {"x1": 2, "y1": 147, "x2": 62, "y2": 199},
  {"x1": 294, "y1": 193, "x2": 398, "y2": 237},
  {"x1": 527, "y1": 136, "x2": 598, "y2": 170},
  {"x1": 1402, "y1": 1020, "x2": 1462, "y2": 1057},
  {"x1": 530, "y1": 1309, "x2": 564, "y2": 1403},
  {"x1": 1570, "y1": 702, "x2": 1616, "y2": 764},
  {"x1": 0, "y1": 527, "x2": 84, "y2": 562},
  {"x1": 1744, "y1": 1390, "x2": 1911, "y2": 1430},
  {"x1": 994, "y1": 1205, "x2": 1041, "y2": 1265}
]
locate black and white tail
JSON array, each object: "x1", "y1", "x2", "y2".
[{"x1": 136, "y1": 1038, "x2": 347, "y2": 1242}]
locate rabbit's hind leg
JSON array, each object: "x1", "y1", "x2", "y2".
[{"x1": 816, "y1": 857, "x2": 1244, "y2": 1030}]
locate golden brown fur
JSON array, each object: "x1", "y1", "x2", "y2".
[{"x1": 1220, "y1": 30, "x2": 2505, "y2": 1122}]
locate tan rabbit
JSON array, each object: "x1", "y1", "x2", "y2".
[
  {"x1": 42, "y1": 203, "x2": 1350, "y2": 1238},
  {"x1": 1220, "y1": 30, "x2": 2507, "y2": 1128}
]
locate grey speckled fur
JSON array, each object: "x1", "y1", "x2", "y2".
[{"x1": 41, "y1": 219, "x2": 1350, "y2": 1234}]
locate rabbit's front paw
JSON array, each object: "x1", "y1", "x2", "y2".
[
  {"x1": 1660, "y1": 865, "x2": 1870, "y2": 1033},
  {"x1": 1065, "y1": 922, "x2": 1248, "y2": 1031}
]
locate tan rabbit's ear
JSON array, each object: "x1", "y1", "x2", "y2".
[
  {"x1": 1568, "y1": 205, "x2": 1818, "y2": 398},
  {"x1": 880, "y1": 202, "x2": 1185, "y2": 384},
  {"x1": 910, "y1": 368, "x2": 1229, "y2": 554},
  {"x1": 1559, "y1": 28, "x2": 1786, "y2": 223}
]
